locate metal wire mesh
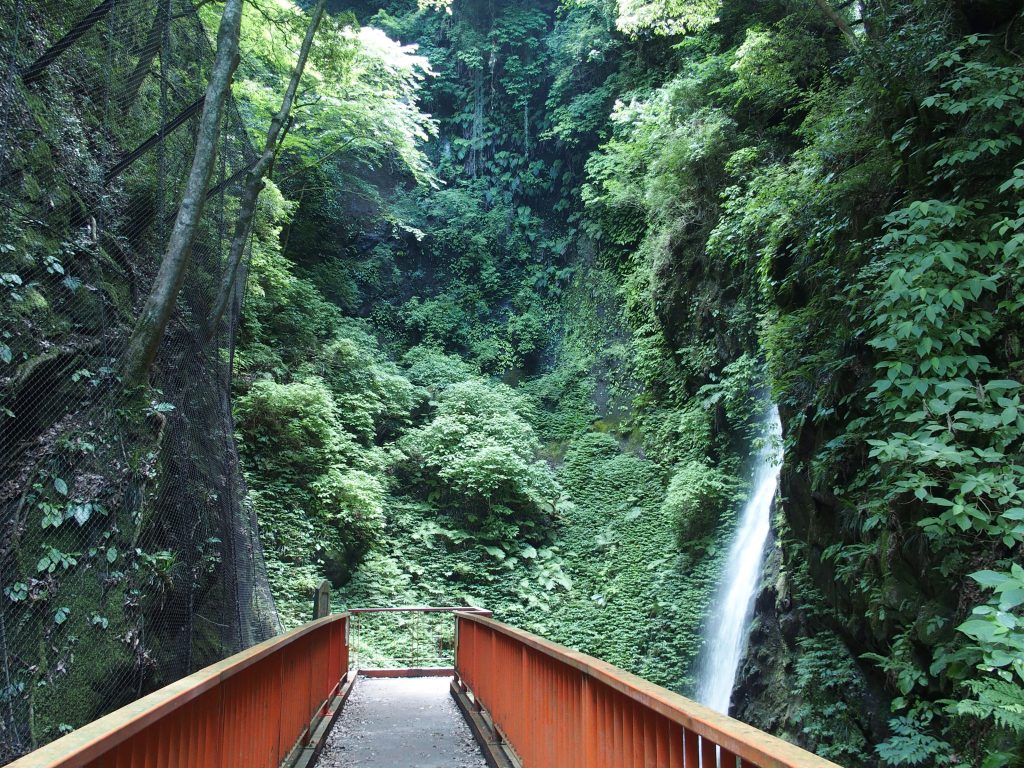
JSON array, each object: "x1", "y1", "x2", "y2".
[{"x1": 0, "y1": 0, "x2": 278, "y2": 759}]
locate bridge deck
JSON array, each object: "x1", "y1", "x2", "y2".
[{"x1": 316, "y1": 676, "x2": 487, "y2": 768}]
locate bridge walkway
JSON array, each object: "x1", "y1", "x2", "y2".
[
  {"x1": 6, "y1": 603, "x2": 844, "y2": 768},
  {"x1": 315, "y1": 676, "x2": 486, "y2": 768}
]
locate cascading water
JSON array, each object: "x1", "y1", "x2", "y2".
[{"x1": 696, "y1": 406, "x2": 783, "y2": 714}]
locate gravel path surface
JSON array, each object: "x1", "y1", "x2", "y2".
[{"x1": 315, "y1": 676, "x2": 488, "y2": 768}]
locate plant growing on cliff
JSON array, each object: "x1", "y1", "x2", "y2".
[
  {"x1": 234, "y1": 378, "x2": 386, "y2": 623},
  {"x1": 839, "y1": 36, "x2": 1024, "y2": 763},
  {"x1": 662, "y1": 460, "x2": 741, "y2": 546}
]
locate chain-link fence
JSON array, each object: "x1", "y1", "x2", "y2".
[{"x1": 0, "y1": 0, "x2": 278, "y2": 759}]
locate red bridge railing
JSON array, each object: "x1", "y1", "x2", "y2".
[
  {"x1": 7, "y1": 614, "x2": 348, "y2": 768},
  {"x1": 9, "y1": 608, "x2": 842, "y2": 768},
  {"x1": 454, "y1": 612, "x2": 841, "y2": 768}
]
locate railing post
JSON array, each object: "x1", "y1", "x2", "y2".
[
  {"x1": 312, "y1": 579, "x2": 330, "y2": 619},
  {"x1": 520, "y1": 643, "x2": 528, "y2": 760},
  {"x1": 342, "y1": 614, "x2": 350, "y2": 678}
]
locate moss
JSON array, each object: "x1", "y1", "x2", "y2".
[
  {"x1": 30, "y1": 574, "x2": 132, "y2": 743},
  {"x1": 99, "y1": 278, "x2": 133, "y2": 321},
  {"x1": 14, "y1": 286, "x2": 49, "y2": 316}
]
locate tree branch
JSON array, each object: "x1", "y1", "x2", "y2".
[
  {"x1": 205, "y1": 0, "x2": 329, "y2": 338},
  {"x1": 813, "y1": 0, "x2": 860, "y2": 47}
]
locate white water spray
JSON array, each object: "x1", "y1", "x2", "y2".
[{"x1": 696, "y1": 406, "x2": 783, "y2": 714}]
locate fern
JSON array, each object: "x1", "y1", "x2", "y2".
[
  {"x1": 953, "y1": 679, "x2": 1024, "y2": 735},
  {"x1": 876, "y1": 717, "x2": 952, "y2": 767}
]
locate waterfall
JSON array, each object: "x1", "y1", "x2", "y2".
[{"x1": 696, "y1": 406, "x2": 783, "y2": 714}]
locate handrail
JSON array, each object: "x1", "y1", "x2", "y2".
[
  {"x1": 7, "y1": 614, "x2": 349, "y2": 768},
  {"x1": 454, "y1": 613, "x2": 841, "y2": 768},
  {"x1": 348, "y1": 605, "x2": 492, "y2": 614}
]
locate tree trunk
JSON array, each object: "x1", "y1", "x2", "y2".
[
  {"x1": 813, "y1": 0, "x2": 859, "y2": 47},
  {"x1": 206, "y1": 0, "x2": 328, "y2": 339},
  {"x1": 120, "y1": 0, "x2": 244, "y2": 386}
]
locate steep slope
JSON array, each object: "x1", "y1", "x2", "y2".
[{"x1": 0, "y1": 0, "x2": 278, "y2": 758}]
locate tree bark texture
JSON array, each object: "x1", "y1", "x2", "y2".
[
  {"x1": 813, "y1": 0, "x2": 860, "y2": 47},
  {"x1": 120, "y1": 0, "x2": 244, "y2": 386},
  {"x1": 206, "y1": 0, "x2": 328, "y2": 338}
]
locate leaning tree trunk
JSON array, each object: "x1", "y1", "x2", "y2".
[
  {"x1": 206, "y1": 0, "x2": 328, "y2": 338},
  {"x1": 813, "y1": 0, "x2": 859, "y2": 47},
  {"x1": 120, "y1": 0, "x2": 245, "y2": 386}
]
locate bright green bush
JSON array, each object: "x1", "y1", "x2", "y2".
[
  {"x1": 235, "y1": 378, "x2": 385, "y2": 619},
  {"x1": 402, "y1": 345, "x2": 480, "y2": 392},
  {"x1": 662, "y1": 461, "x2": 741, "y2": 547},
  {"x1": 311, "y1": 334, "x2": 423, "y2": 443},
  {"x1": 235, "y1": 378, "x2": 354, "y2": 477},
  {"x1": 728, "y1": 23, "x2": 827, "y2": 114},
  {"x1": 313, "y1": 468, "x2": 386, "y2": 584},
  {"x1": 398, "y1": 379, "x2": 559, "y2": 521}
]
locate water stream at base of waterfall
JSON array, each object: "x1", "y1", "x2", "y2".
[{"x1": 695, "y1": 405, "x2": 783, "y2": 715}]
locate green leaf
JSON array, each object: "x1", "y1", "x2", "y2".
[
  {"x1": 72, "y1": 503, "x2": 92, "y2": 526},
  {"x1": 483, "y1": 545, "x2": 505, "y2": 560},
  {"x1": 106, "y1": 547, "x2": 118, "y2": 564},
  {"x1": 54, "y1": 478, "x2": 68, "y2": 496},
  {"x1": 958, "y1": 619, "x2": 1002, "y2": 643},
  {"x1": 971, "y1": 570, "x2": 1007, "y2": 588},
  {"x1": 4, "y1": 582, "x2": 28, "y2": 602},
  {"x1": 54, "y1": 606, "x2": 70, "y2": 625}
]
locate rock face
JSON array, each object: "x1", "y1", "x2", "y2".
[
  {"x1": 732, "y1": 531, "x2": 883, "y2": 766},
  {"x1": 730, "y1": 413, "x2": 931, "y2": 765},
  {"x1": 731, "y1": 400, "x2": 973, "y2": 763},
  {"x1": 0, "y1": 1, "x2": 277, "y2": 758}
]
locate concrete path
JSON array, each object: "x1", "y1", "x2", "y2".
[{"x1": 316, "y1": 676, "x2": 488, "y2": 768}]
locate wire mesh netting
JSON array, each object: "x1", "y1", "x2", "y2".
[{"x1": 0, "y1": 0, "x2": 278, "y2": 759}]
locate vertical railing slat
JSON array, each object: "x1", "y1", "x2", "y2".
[{"x1": 700, "y1": 735, "x2": 718, "y2": 768}]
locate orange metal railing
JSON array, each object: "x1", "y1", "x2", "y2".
[
  {"x1": 454, "y1": 613, "x2": 841, "y2": 768},
  {"x1": 7, "y1": 614, "x2": 349, "y2": 768}
]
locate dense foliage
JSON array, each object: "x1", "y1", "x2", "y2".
[
  {"x1": 231, "y1": 0, "x2": 1023, "y2": 764},
  {"x1": 4, "y1": 0, "x2": 1022, "y2": 763}
]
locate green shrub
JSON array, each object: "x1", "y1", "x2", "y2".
[
  {"x1": 235, "y1": 378, "x2": 385, "y2": 606},
  {"x1": 562, "y1": 432, "x2": 620, "y2": 476},
  {"x1": 661, "y1": 460, "x2": 741, "y2": 547},
  {"x1": 235, "y1": 378, "x2": 354, "y2": 477},
  {"x1": 311, "y1": 334, "x2": 423, "y2": 443},
  {"x1": 402, "y1": 345, "x2": 480, "y2": 392},
  {"x1": 398, "y1": 379, "x2": 559, "y2": 520},
  {"x1": 315, "y1": 468, "x2": 386, "y2": 583}
]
